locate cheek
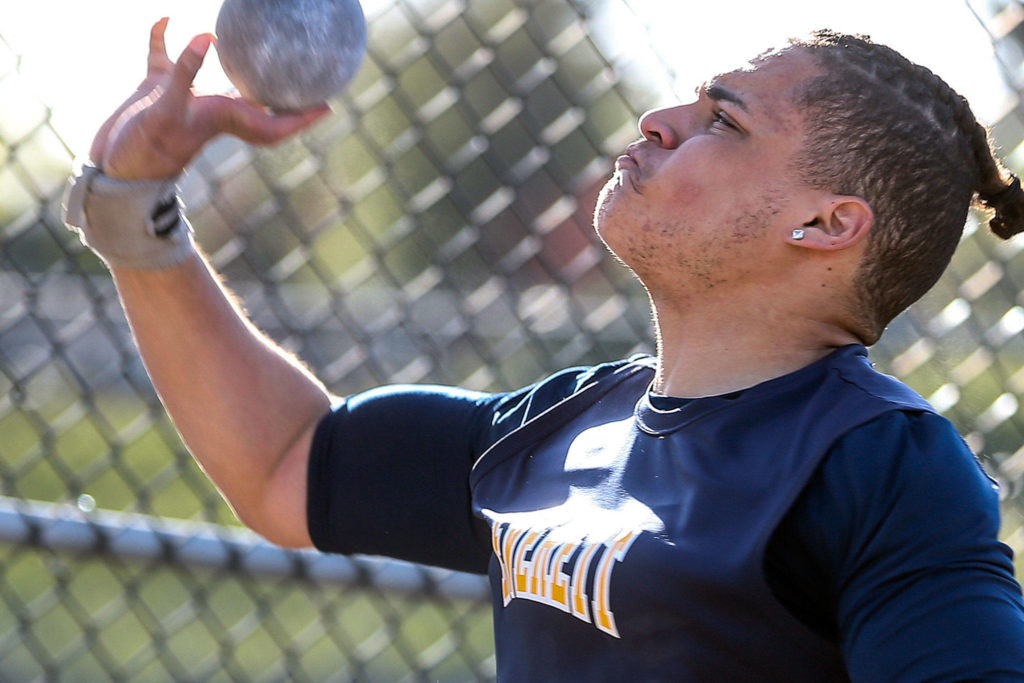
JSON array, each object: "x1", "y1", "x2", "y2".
[
  {"x1": 728, "y1": 194, "x2": 786, "y2": 241},
  {"x1": 647, "y1": 147, "x2": 743, "y2": 215}
]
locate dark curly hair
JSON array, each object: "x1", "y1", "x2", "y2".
[{"x1": 787, "y1": 30, "x2": 1024, "y2": 343}]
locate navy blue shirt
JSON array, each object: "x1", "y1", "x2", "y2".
[{"x1": 307, "y1": 346, "x2": 1024, "y2": 680}]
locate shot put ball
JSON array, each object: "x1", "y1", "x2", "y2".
[{"x1": 215, "y1": 0, "x2": 367, "y2": 111}]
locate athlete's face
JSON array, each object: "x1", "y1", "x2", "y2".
[{"x1": 594, "y1": 48, "x2": 822, "y2": 298}]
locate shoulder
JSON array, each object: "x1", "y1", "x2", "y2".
[
  {"x1": 780, "y1": 347, "x2": 944, "y2": 466},
  {"x1": 805, "y1": 412, "x2": 1024, "y2": 679},
  {"x1": 792, "y1": 410, "x2": 1011, "y2": 620},
  {"x1": 314, "y1": 356, "x2": 655, "y2": 459},
  {"x1": 487, "y1": 354, "x2": 655, "y2": 435},
  {"x1": 824, "y1": 345, "x2": 934, "y2": 414},
  {"x1": 817, "y1": 410, "x2": 1001, "y2": 542}
]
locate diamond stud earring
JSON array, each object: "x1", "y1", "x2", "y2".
[{"x1": 791, "y1": 229, "x2": 805, "y2": 241}]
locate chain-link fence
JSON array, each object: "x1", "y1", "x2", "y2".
[{"x1": 1, "y1": 0, "x2": 1023, "y2": 679}]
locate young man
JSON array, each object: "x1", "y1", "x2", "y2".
[{"x1": 64, "y1": 19, "x2": 1024, "y2": 680}]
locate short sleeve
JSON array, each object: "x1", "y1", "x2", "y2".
[
  {"x1": 306, "y1": 385, "x2": 501, "y2": 574},
  {"x1": 799, "y1": 411, "x2": 1024, "y2": 680},
  {"x1": 305, "y1": 364, "x2": 600, "y2": 574}
]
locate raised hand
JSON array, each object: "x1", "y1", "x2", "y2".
[{"x1": 89, "y1": 18, "x2": 330, "y2": 181}]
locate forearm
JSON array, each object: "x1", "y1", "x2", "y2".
[
  {"x1": 111, "y1": 249, "x2": 331, "y2": 533},
  {"x1": 64, "y1": 19, "x2": 333, "y2": 545}
]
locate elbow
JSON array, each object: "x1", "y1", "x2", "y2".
[
  {"x1": 235, "y1": 503, "x2": 315, "y2": 550},
  {"x1": 260, "y1": 530, "x2": 315, "y2": 550}
]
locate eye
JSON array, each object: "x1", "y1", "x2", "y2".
[{"x1": 711, "y1": 110, "x2": 738, "y2": 131}]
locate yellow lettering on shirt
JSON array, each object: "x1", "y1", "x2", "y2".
[
  {"x1": 513, "y1": 530, "x2": 541, "y2": 595},
  {"x1": 548, "y1": 541, "x2": 576, "y2": 610},
  {"x1": 489, "y1": 518, "x2": 640, "y2": 638},
  {"x1": 570, "y1": 540, "x2": 602, "y2": 624},
  {"x1": 494, "y1": 524, "x2": 527, "y2": 605},
  {"x1": 592, "y1": 529, "x2": 640, "y2": 637}
]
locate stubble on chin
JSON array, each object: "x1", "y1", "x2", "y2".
[{"x1": 593, "y1": 170, "x2": 727, "y2": 293}]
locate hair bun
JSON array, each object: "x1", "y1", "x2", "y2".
[{"x1": 982, "y1": 174, "x2": 1024, "y2": 239}]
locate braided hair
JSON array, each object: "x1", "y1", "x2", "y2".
[{"x1": 787, "y1": 30, "x2": 1024, "y2": 342}]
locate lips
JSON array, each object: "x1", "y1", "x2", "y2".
[
  {"x1": 614, "y1": 154, "x2": 638, "y2": 171},
  {"x1": 617, "y1": 141, "x2": 648, "y2": 170},
  {"x1": 617, "y1": 142, "x2": 642, "y2": 169}
]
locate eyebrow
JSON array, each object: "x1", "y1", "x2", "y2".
[{"x1": 699, "y1": 80, "x2": 749, "y2": 112}]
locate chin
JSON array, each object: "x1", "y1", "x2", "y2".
[
  {"x1": 591, "y1": 184, "x2": 636, "y2": 273},
  {"x1": 593, "y1": 174, "x2": 625, "y2": 238}
]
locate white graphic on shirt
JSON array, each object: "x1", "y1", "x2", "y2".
[{"x1": 484, "y1": 417, "x2": 664, "y2": 638}]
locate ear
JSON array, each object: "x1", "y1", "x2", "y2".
[{"x1": 789, "y1": 195, "x2": 873, "y2": 251}]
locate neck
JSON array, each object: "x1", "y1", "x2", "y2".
[{"x1": 649, "y1": 293, "x2": 863, "y2": 398}]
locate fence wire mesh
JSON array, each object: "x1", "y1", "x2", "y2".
[{"x1": 1, "y1": 0, "x2": 1023, "y2": 679}]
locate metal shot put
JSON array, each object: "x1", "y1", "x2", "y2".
[{"x1": 216, "y1": 0, "x2": 367, "y2": 111}]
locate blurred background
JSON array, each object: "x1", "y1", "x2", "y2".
[{"x1": 1, "y1": 0, "x2": 1023, "y2": 679}]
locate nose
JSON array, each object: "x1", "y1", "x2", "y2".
[{"x1": 638, "y1": 106, "x2": 684, "y2": 148}]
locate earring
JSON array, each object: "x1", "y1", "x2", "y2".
[{"x1": 791, "y1": 229, "x2": 805, "y2": 241}]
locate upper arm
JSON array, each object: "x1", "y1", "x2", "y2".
[
  {"x1": 304, "y1": 385, "x2": 505, "y2": 573},
  {"x1": 244, "y1": 380, "x2": 503, "y2": 550},
  {"x1": 298, "y1": 364, "x2": 600, "y2": 571},
  {"x1": 815, "y1": 412, "x2": 1024, "y2": 680}
]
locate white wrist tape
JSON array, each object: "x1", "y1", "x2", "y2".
[{"x1": 61, "y1": 161, "x2": 197, "y2": 270}]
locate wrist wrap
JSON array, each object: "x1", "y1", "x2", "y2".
[{"x1": 61, "y1": 161, "x2": 196, "y2": 269}]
